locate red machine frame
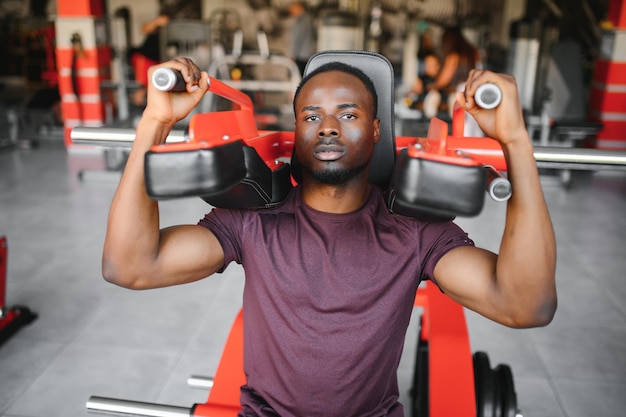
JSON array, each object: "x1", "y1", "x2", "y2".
[{"x1": 0, "y1": 236, "x2": 37, "y2": 347}]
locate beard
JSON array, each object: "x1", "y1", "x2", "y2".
[{"x1": 304, "y1": 161, "x2": 368, "y2": 185}]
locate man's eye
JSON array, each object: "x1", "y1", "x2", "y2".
[
  {"x1": 305, "y1": 115, "x2": 320, "y2": 122},
  {"x1": 341, "y1": 114, "x2": 356, "y2": 120}
]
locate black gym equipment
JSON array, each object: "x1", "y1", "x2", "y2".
[
  {"x1": 0, "y1": 235, "x2": 37, "y2": 347},
  {"x1": 411, "y1": 315, "x2": 520, "y2": 417}
]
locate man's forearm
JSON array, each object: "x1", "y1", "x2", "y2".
[{"x1": 496, "y1": 135, "x2": 557, "y2": 326}]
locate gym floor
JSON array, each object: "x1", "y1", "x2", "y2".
[{"x1": 0, "y1": 139, "x2": 625, "y2": 417}]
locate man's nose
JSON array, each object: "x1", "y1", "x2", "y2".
[{"x1": 318, "y1": 116, "x2": 339, "y2": 137}]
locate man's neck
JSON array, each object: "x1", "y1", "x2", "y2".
[{"x1": 301, "y1": 181, "x2": 371, "y2": 214}]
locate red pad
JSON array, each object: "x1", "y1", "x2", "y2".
[{"x1": 192, "y1": 311, "x2": 244, "y2": 416}]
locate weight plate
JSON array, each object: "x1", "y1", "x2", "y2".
[
  {"x1": 473, "y1": 351, "x2": 496, "y2": 417},
  {"x1": 495, "y1": 364, "x2": 518, "y2": 417},
  {"x1": 411, "y1": 315, "x2": 429, "y2": 417}
]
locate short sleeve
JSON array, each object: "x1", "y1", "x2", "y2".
[
  {"x1": 197, "y1": 208, "x2": 245, "y2": 272},
  {"x1": 419, "y1": 221, "x2": 474, "y2": 287}
]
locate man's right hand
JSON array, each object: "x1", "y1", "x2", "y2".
[{"x1": 143, "y1": 57, "x2": 210, "y2": 130}]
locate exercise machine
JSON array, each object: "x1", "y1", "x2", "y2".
[
  {"x1": 200, "y1": 30, "x2": 301, "y2": 132},
  {"x1": 0, "y1": 235, "x2": 37, "y2": 347},
  {"x1": 72, "y1": 50, "x2": 626, "y2": 417}
]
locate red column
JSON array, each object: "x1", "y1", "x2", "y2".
[
  {"x1": 608, "y1": 0, "x2": 626, "y2": 27},
  {"x1": 55, "y1": 0, "x2": 112, "y2": 147},
  {"x1": 589, "y1": 0, "x2": 626, "y2": 150}
]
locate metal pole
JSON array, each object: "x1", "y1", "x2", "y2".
[
  {"x1": 534, "y1": 146, "x2": 626, "y2": 170},
  {"x1": 187, "y1": 375, "x2": 214, "y2": 390},
  {"x1": 86, "y1": 396, "x2": 191, "y2": 417},
  {"x1": 69, "y1": 127, "x2": 626, "y2": 171},
  {"x1": 71, "y1": 127, "x2": 186, "y2": 147}
]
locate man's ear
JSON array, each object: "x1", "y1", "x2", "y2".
[{"x1": 373, "y1": 118, "x2": 381, "y2": 144}]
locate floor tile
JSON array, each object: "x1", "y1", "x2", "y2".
[
  {"x1": 554, "y1": 378, "x2": 626, "y2": 417},
  {"x1": 549, "y1": 249, "x2": 625, "y2": 328},
  {"x1": 73, "y1": 282, "x2": 219, "y2": 353},
  {"x1": 0, "y1": 339, "x2": 64, "y2": 413},
  {"x1": 515, "y1": 375, "x2": 566, "y2": 417},
  {"x1": 531, "y1": 323, "x2": 626, "y2": 384},
  {"x1": 6, "y1": 344, "x2": 178, "y2": 417}
]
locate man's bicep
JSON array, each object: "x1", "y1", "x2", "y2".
[
  {"x1": 155, "y1": 225, "x2": 227, "y2": 286},
  {"x1": 432, "y1": 245, "x2": 499, "y2": 312}
]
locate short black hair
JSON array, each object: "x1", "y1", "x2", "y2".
[{"x1": 293, "y1": 61, "x2": 378, "y2": 118}]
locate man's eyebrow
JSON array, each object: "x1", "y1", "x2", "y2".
[
  {"x1": 299, "y1": 103, "x2": 360, "y2": 112},
  {"x1": 300, "y1": 105, "x2": 321, "y2": 112}
]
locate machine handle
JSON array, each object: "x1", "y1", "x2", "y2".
[
  {"x1": 485, "y1": 165, "x2": 512, "y2": 202},
  {"x1": 475, "y1": 83, "x2": 502, "y2": 109},
  {"x1": 152, "y1": 68, "x2": 187, "y2": 92},
  {"x1": 151, "y1": 68, "x2": 256, "y2": 113}
]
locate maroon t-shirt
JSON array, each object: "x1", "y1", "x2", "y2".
[{"x1": 199, "y1": 186, "x2": 473, "y2": 417}]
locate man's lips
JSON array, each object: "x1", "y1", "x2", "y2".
[{"x1": 314, "y1": 144, "x2": 345, "y2": 161}]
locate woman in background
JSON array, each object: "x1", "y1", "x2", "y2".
[
  {"x1": 432, "y1": 26, "x2": 481, "y2": 96},
  {"x1": 410, "y1": 26, "x2": 481, "y2": 123}
]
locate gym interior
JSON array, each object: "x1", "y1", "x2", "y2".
[{"x1": 1, "y1": 0, "x2": 625, "y2": 417}]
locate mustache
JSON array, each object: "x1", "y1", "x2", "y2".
[{"x1": 315, "y1": 137, "x2": 342, "y2": 146}]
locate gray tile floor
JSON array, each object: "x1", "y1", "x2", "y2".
[{"x1": 1, "y1": 139, "x2": 625, "y2": 417}]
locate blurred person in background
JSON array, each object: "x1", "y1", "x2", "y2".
[
  {"x1": 410, "y1": 26, "x2": 481, "y2": 120},
  {"x1": 130, "y1": 0, "x2": 202, "y2": 106},
  {"x1": 288, "y1": 1, "x2": 316, "y2": 76}
]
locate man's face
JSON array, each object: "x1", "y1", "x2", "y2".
[{"x1": 294, "y1": 71, "x2": 380, "y2": 185}]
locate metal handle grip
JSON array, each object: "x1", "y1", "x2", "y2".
[
  {"x1": 152, "y1": 68, "x2": 186, "y2": 92},
  {"x1": 475, "y1": 83, "x2": 502, "y2": 109},
  {"x1": 485, "y1": 166, "x2": 512, "y2": 202}
]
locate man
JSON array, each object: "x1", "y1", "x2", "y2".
[{"x1": 102, "y1": 57, "x2": 556, "y2": 416}]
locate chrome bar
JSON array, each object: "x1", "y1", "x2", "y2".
[
  {"x1": 71, "y1": 127, "x2": 187, "y2": 147},
  {"x1": 187, "y1": 375, "x2": 214, "y2": 390},
  {"x1": 86, "y1": 396, "x2": 191, "y2": 417},
  {"x1": 534, "y1": 146, "x2": 626, "y2": 168},
  {"x1": 68, "y1": 128, "x2": 626, "y2": 171}
]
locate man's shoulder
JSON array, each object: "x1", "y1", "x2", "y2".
[{"x1": 255, "y1": 187, "x2": 299, "y2": 215}]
